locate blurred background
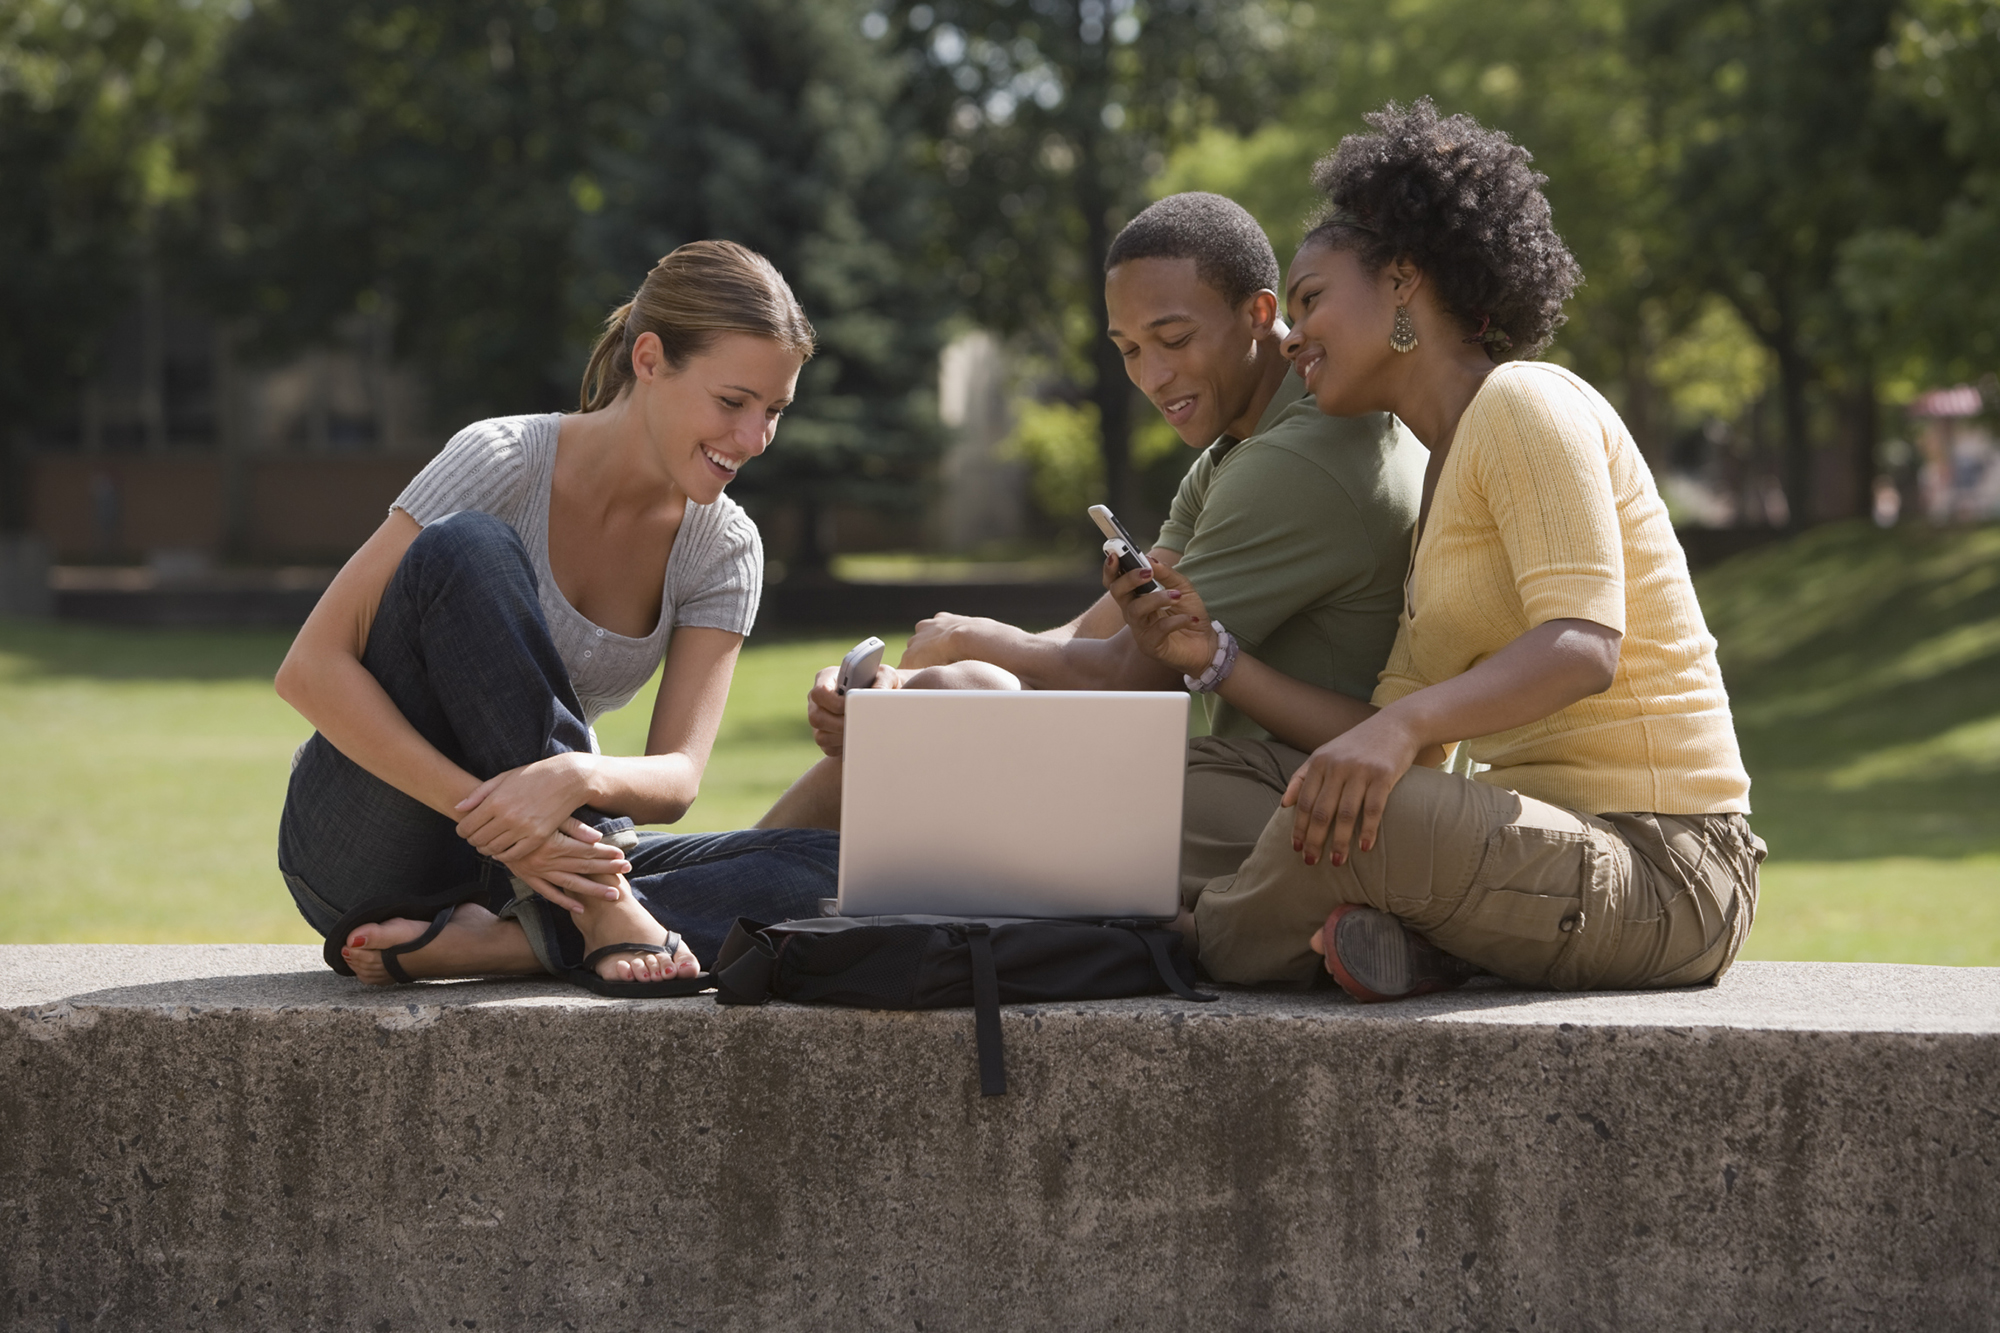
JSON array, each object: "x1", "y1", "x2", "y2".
[{"x1": 0, "y1": 0, "x2": 1995, "y2": 959}]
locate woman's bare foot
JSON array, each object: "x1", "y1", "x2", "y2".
[
  {"x1": 341, "y1": 890, "x2": 697, "y2": 985},
  {"x1": 341, "y1": 903, "x2": 540, "y2": 985},
  {"x1": 571, "y1": 875, "x2": 699, "y2": 982}
]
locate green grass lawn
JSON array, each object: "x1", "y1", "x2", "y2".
[{"x1": 2, "y1": 519, "x2": 1995, "y2": 962}]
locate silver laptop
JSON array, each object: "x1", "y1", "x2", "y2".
[{"x1": 837, "y1": 690, "x2": 1188, "y2": 919}]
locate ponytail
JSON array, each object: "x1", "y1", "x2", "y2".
[
  {"x1": 577, "y1": 241, "x2": 816, "y2": 412},
  {"x1": 579, "y1": 302, "x2": 638, "y2": 412}
]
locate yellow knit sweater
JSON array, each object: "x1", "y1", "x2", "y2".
[{"x1": 1371, "y1": 362, "x2": 1751, "y2": 815}]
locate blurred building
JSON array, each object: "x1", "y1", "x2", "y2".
[
  {"x1": 933, "y1": 330, "x2": 1029, "y2": 552},
  {"x1": 1909, "y1": 384, "x2": 1999, "y2": 524},
  {"x1": 24, "y1": 290, "x2": 439, "y2": 569}
]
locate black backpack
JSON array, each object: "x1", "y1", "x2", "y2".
[{"x1": 712, "y1": 915, "x2": 1215, "y2": 1096}]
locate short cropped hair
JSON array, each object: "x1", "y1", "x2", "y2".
[
  {"x1": 1105, "y1": 192, "x2": 1281, "y2": 308},
  {"x1": 1304, "y1": 98, "x2": 1580, "y2": 360}
]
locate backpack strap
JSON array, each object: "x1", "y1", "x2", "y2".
[
  {"x1": 965, "y1": 923, "x2": 1007, "y2": 1097},
  {"x1": 1127, "y1": 924, "x2": 1218, "y2": 1003}
]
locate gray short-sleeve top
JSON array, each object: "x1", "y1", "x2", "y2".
[{"x1": 392, "y1": 413, "x2": 762, "y2": 731}]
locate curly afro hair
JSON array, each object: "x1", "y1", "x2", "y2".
[{"x1": 1305, "y1": 98, "x2": 1581, "y2": 361}]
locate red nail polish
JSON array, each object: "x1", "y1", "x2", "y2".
[
  {"x1": 1304, "y1": 854, "x2": 1317, "y2": 866},
  {"x1": 1331, "y1": 853, "x2": 1345, "y2": 867},
  {"x1": 1292, "y1": 840, "x2": 1302, "y2": 852}
]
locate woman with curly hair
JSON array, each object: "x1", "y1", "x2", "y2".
[{"x1": 1110, "y1": 100, "x2": 1763, "y2": 999}]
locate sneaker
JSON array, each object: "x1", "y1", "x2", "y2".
[{"x1": 1322, "y1": 905, "x2": 1480, "y2": 1003}]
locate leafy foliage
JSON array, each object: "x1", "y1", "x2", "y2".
[
  {"x1": 1839, "y1": 0, "x2": 2000, "y2": 389},
  {"x1": 194, "y1": 0, "x2": 951, "y2": 567},
  {"x1": 1632, "y1": 0, "x2": 1958, "y2": 509},
  {"x1": 875, "y1": 0, "x2": 1295, "y2": 514},
  {"x1": 1003, "y1": 397, "x2": 1102, "y2": 521},
  {"x1": 7, "y1": 0, "x2": 2000, "y2": 541},
  {"x1": 0, "y1": 0, "x2": 233, "y2": 524},
  {"x1": 1162, "y1": 0, "x2": 1979, "y2": 521}
]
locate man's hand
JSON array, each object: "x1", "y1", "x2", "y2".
[
  {"x1": 901, "y1": 612, "x2": 988, "y2": 670},
  {"x1": 806, "y1": 662, "x2": 901, "y2": 758},
  {"x1": 496, "y1": 818, "x2": 630, "y2": 912},
  {"x1": 1103, "y1": 552, "x2": 1218, "y2": 678}
]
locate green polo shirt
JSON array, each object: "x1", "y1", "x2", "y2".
[{"x1": 1155, "y1": 375, "x2": 1424, "y2": 738}]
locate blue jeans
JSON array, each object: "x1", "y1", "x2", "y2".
[{"x1": 278, "y1": 511, "x2": 836, "y2": 966}]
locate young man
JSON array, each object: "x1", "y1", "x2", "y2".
[{"x1": 761, "y1": 193, "x2": 1424, "y2": 880}]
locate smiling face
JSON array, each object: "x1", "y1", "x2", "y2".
[
  {"x1": 1280, "y1": 237, "x2": 1403, "y2": 419},
  {"x1": 630, "y1": 331, "x2": 802, "y2": 504},
  {"x1": 1105, "y1": 256, "x2": 1279, "y2": 447}
]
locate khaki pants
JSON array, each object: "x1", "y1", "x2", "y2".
[{"x1": 1180, "y1": 737, "x2": 1764, "y2": 989}]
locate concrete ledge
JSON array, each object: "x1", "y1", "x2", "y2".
[{"x1": 4, "y1": 947, "x2": 1997, "y2": 1331}]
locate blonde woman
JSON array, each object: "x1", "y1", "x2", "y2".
[
  {"x1": 276, "y1": 241, "x2": 837, "y2": 994},
  {"x1": 1112, "y1": 102, "x2": 1763, "y2": 1000}
]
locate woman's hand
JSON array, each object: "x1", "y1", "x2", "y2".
[
  {"x1": 1103, "y1": 553, "x2": 1217, "y2": 678},
  {"x1": 805, "y1": 662, "x2": 901, "y2": 758},
  {"x1": 495, "y1": 818, "x2": 630, "y2": 912},
  {"x1": 454, "y1": 752, "x2": 598, "y2": 861},
  {"x1": 1281, "y1": 707, "x2": 1426, "y2": 866}
]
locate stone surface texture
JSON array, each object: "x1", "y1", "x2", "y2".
[{"x1": 3, "y1": 946, "x2": 1997, "y2": 1332}]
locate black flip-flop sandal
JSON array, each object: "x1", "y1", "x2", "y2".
[
  {"x1": 322, "y1": 892, "x2": 487, "y2": 979},
  {"x1": 560, "y1": 938, "x2": 712, "y2": 998},
  {"x1": 505, "y1": 885, "x2": 712, "y2": 998}
]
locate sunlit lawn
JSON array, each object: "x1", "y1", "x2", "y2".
[
  {"x1": 1, "y1": 521, "x2": 1996, "y2": 963},
  {"x1": 0, "y1": 621, "x2": 882, "y2": 945}
]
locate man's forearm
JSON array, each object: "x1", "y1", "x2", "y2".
[{"x1": 924, "y1": 618, "x2": 1177, "y2": 691}]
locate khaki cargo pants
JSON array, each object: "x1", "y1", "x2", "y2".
[{"x1": 1181, "y1": 737, "x2": 1765, "y2": 989}]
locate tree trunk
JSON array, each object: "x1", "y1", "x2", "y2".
[
  {"x1": 1847, "y1": 372, "x2": 1878, "y2": 521},
  {"x1": 1088, "y1": 267, "x2": 1132, "y2": 515},
  {"x1": 1073, "y1": 73, "x2": 1130, "y2": 516},
  {"x1": 1773, "y1": 338, "x2": 1813, "y2": 530},
  {"x1": 0, "y1": 426, "x2": 23, "y2": 534},
  {"x1": 793, "y1": 489, "x2": 832, "y2": 578},
  {"x1": 1622, "y1": 329, "x2": 1665, "y2": 471},
  {"x1": 217, "y1": 325, "x2": 252, "y2": 562}
]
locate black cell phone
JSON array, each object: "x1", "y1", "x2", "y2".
[
  {"x1": 836, "y1": 636, "x2": 886, "y2": 695},
  {"x1": 1088, "y1": 503, "x2": 1160, "y2": 595}
]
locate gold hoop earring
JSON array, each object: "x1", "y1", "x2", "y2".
[{"x1": 1390, "y1": 305, "x2": 1419, "y2": 354}]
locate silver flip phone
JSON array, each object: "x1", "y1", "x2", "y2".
[
  {"x1": 836, "y1": 636, "x2": 887, "y2": 695},
  {"x1": 1087, "y1": 503, "x2": 1160, "y2": 595}
]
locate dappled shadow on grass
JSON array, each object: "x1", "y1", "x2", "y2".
[
  {"x1": 1699, "y1": 521, "x2": 2000, "y2": 860},
  {"x1": 1746, "y1": 773, "x2": 2000, "y2": 860},
  {"x1": 0, "y1": 619, "x2": 293, "y2": 682}
]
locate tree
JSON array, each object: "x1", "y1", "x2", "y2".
[
  {"x1": 1838, "y1": 0, "x2": 2000, "y2": 393},
  {"x1": 1630, "y1": 0, "x2": 1957, "y2": 522},
  {"x1": 197, "y1": 0, "x2": 614, "y2": 416},
  {"x1": 1157, "y1": 0, "x2": 1691, "y2": 463},
  {"x1": 877, "y1": 0, "x2": 1294, "y2": 516},
  {"x1": 0, "y1": 0, "x2": 230, "y2": 528},
  {"x1": 197, "y1": 0, "x2": 948, "y2": 570},
  {"x1": 580, "y1": 0, "x2": 952, "y2": 572}
]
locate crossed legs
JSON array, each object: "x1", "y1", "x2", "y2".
[{"x1": 283, "y1": 512, "x2": 691, "y2": 984}]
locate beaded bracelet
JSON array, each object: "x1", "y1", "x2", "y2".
[{"x1": 1183, "y1": 621, "x2": 1240, "y2": 694}]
